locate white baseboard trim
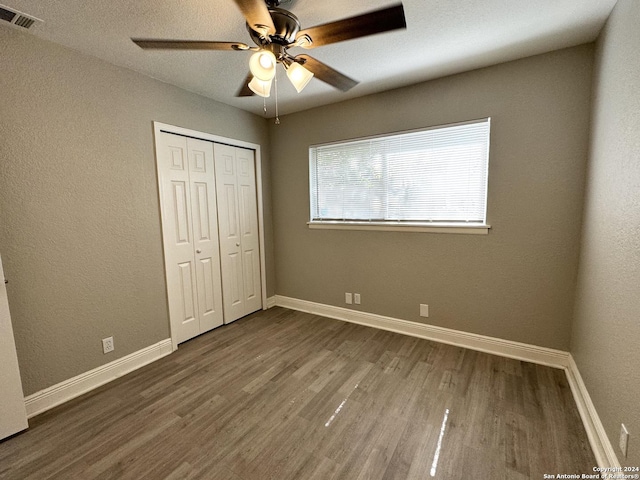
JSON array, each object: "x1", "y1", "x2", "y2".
[
  {"x1": 274, "y1": 296, "x2": 618, "y2": 469},
  {"x1": 22, "y1": 299, "x2": 616, "y2": 470},
  {"x1": 274, "y1": 295, "x2": 569, "y2": 369},
  {"x1": 565, "y1": 354, "x2": 620, "y2": 469},
  {"x1": 24, "y1": 339, "x2": 173, "y2": 418}
]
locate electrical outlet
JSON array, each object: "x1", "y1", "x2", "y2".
[
  {"x1": 354, "y1": 293, "x2": 361, "y2": 305},
  {"x1": 420, "y1": 304, "x2": 429, "y2": 317},
  {"x1": 619, "y1": 424, "x2": 629, "y2": 458},
  {"x1": 102, "y1": 336, "x2": 114, "y2": 354},
  {"x1": 345, "y1": 293, "x2": 353, "y2": 305}
]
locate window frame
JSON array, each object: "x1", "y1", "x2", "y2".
[{"x1": 308, "y1": 118, "x2": 491, "y2": 234}]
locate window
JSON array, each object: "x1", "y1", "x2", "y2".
[{"x1": 309, "y1": 118, "x2": 491, "y2": 233}]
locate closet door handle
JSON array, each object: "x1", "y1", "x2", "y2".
[
  {"x1": 236, "y1": 243, "x2": 240, "y2": 247},
  {"x1": 195, "y1": 249, "x2": 202, "y2": 254},
  {"x1": 4, "y1": 279, "x2": 7, "y2": 284}
]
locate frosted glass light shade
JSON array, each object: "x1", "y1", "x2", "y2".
[
  {"x1": 248, "y1": 76, "x2": 272, "y2": 97},
  {"x1": 249, "y1": 51, "x2": 276, "y2": 81},
  {"x1": 286, "y1": 62, "x2": 314, "y2": 93}
]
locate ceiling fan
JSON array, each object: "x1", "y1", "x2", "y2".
[{"x1": 132, "y1": 0, "x2": 406, "y2": 98}]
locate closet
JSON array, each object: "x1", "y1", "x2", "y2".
[{"x1": 156, "y1": 130, "x2": 262, "y2": 345}]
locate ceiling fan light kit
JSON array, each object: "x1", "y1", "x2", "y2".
[
  {"x1": 286, "y1": 62, "x2": 314, "y2": 93},
  {"x1": 248, "y1": 76, "x2": 273, "y2": 98},
  {"x1": 249, "y1": 50, "x2": 277, "y2": 81},
  {"x1": 132, "y1": 0, "x2": 406, "y2": 116}
]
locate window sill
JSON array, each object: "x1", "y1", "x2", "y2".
[{"x1": 307, "y1": 221, "x2": 491, "y2": 235}]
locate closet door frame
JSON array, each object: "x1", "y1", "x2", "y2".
[{"x1": 153, "y1": 122, "x2": 267, "y2": 351}]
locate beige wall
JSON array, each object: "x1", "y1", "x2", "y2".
[
  {"x1": 571, "y1": 0, "x2": 640, "y2": 467},
  {"x1": 0, "y1": 28, "x2": 273, "y2": 396},
  {"x1": 269, "y1": 45, "x2": 593, "y2": 350}
]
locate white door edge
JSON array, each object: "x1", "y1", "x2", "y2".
[
  {"x1": 153, "y1": 122, "x2": 268, "y2": 351},
  {"x1": 0, "y1": 253, "x2": 28, "y2": 439}
]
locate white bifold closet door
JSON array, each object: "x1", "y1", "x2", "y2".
[
  {"x1": 157, "y1": 133, "x2": 224, "y2": 344},
  {"x1": 213, "y1": 144, "x2": 262, "y2": 323}
]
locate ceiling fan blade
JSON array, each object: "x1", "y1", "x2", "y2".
[
  {"x1": 295, "y1": 54, "x2": 358, "y2": 92},
  {"x1": 232, "y1": 0, "x2": 276, "y2": 35},
  {"x1": 236, "y1": 73, "x2": 255, "y2": 97},
  {"x1": 132, "y1": 39, "x2": 249, "y2": 50},
  {"x1": 296, "y1": 3, "x2": 406, "y2": 49}
]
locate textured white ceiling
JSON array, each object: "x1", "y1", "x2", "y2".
[{"x1": 3, "y1": 0, "x2": 617, "y2": 117}]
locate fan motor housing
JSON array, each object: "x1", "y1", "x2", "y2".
[{"x1": 248, "y1": 7, "x2": 300, "y2": 46}]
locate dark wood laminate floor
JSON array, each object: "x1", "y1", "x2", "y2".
[{"x1": 0, "y1": 307, "x2": 596, "y2": 479}]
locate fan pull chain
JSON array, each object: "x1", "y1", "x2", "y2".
[
  {"x1": 263, "y1": 95, "x2": 267, "y2": 116},
  {"x1": 274, "y1": 71, "x2": 280, "y2": 125}
]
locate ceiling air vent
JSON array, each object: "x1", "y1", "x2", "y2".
[{"x1": 0, "y1": 4, "x2": 42, "y2": 30}]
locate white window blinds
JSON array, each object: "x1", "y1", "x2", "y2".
[{"x1": 309, "y1": 118, "x2": 490, "y2": 226}]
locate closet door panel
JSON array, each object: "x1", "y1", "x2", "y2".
[
  {"x1": 236, "y1": 148, "x2": 262, "y2": 314},
  {"x1": 214, "y1": 144, "x2": 245, "y2": 323},
  {"x1": 158, "y1": 134, "x2": 200, "y2": 343},
  {"x1": 187, "y1": 139, "x2": 224, "y2": 333}
]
